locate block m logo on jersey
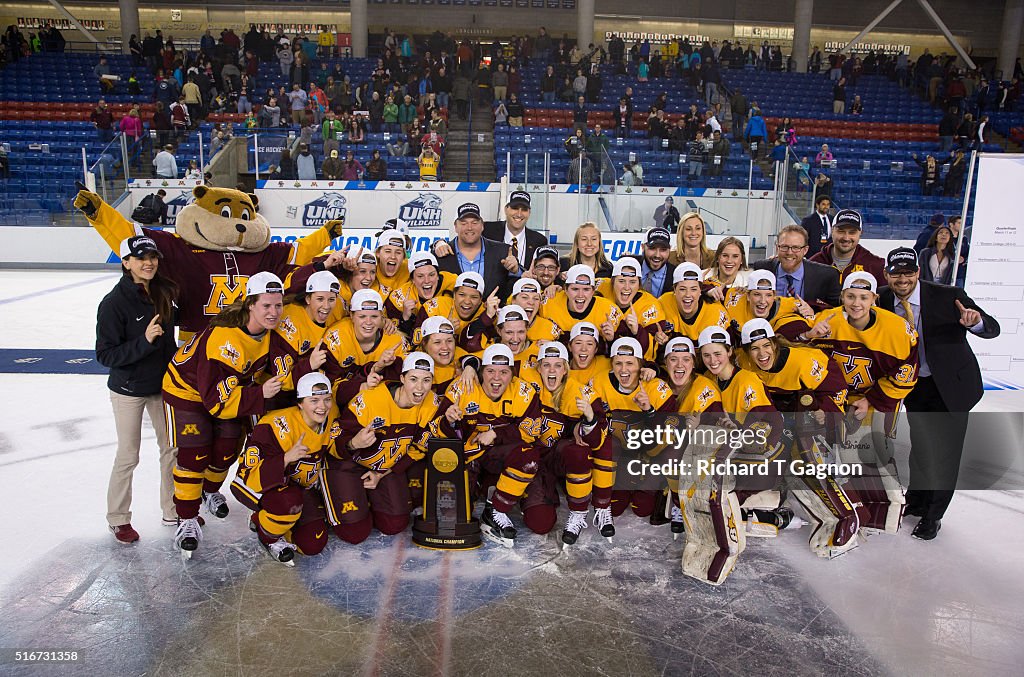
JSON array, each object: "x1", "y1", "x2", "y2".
[
  {"x1": 203, "y1": 274, "x2": 248, "y2": 316},
  {"x1": 181, "y1": 424, "x2": 200, "y2": 435},
  {"x1": 833, "y1": 352, "x2": 874, "y2": 389}
]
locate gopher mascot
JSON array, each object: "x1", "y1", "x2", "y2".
[{"x1": 75, "y1": 186, "x2": 343, "y2": 340}]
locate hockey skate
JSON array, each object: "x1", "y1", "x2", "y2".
[
  {"x1": 593, "y1": 507, "x2": 615, "y2": 543},
  {"x1": 481, "y1": 504, "x2": 516, "y2": 547},
  {"x1": 670, "y1": 505, "x2": 685, "y2": 540},
  {"x1": 260, "y1": 537, "x2": 296, "y2": 567},
  {"x1": 202, "y1": 491, "x2": 229, "y2": 519},
  {"x1": 174, "y1": 517, "x2": 202, "y2": 559},
  {"x1": 560, "y1": 510, "x2": 589, "y2": 546}
]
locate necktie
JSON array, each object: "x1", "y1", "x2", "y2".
[
  {"x1": 510, "y1": 236, "x2": 520, "y2": 264},
  {"x1": 900, "y1": 299, "x2": 914, "y2": 327},
  {"x1": 643, "y1": 270, "x2": 653, "y2": 294},
  {"x1": 821, "y1": 214, "x2": 829, "y2": 241},
  {"x1": 784, "y1": 274, "x2": 795, "y2": 295}
]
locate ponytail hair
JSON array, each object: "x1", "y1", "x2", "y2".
[{"x1": 210, "y1": 295, "x2": 259, "y2": 329}]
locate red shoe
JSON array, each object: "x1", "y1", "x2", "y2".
[{"x1": 110, "y1": 524, "x2": 140, "y2": 544}]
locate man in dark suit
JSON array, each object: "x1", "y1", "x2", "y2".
[
  {"x1": 879, "y1": 247, "x2": 1000, "y2": 540},
  {"x1": 482, "y1": 191, "x2": 548, "y2": 277},
  {"x1": 433, "y1": 202, "x2": 514, "y2": 298},
  {"x1": 752, "y1": 224, "x2": 841, "y2": 312},
  {"x1": 800, "y1": 194, "x2": 832, "y2": 256}
]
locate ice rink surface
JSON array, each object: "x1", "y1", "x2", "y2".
[{"x1": 1, "y1": 269, "x2": 1022, "y2": 677}]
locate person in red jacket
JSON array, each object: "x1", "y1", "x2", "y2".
[{"x1": 808, "y1": 209, "x2": 885, "y2": 285}]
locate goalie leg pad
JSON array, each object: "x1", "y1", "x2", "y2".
[{"x1": 786, "y1": 474, "x2": 861, "y2": 558}]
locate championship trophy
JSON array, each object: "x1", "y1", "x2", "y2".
[{"x1": 412, "y1": 437, "x2": 481, "y2": 550}]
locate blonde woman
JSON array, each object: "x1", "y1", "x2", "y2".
[
  {"x1": 670, "y1": 212, "x2": 715, "y2": 268},
  {"x1": 559, "y1": 222, "x2": 613, "y2": 279}
]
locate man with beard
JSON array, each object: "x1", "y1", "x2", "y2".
[{"x1": 809, "y1": 209, "x2": 885, "y2": 284}]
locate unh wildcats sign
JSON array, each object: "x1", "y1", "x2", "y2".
[{"x1": 288, "y1": 192, "x2": 349, "y2": 228}]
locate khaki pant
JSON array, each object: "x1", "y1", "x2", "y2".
[
  {"x1": 107, "y1": 391, "x2": 177, "y2": 526},
  {"x1": 833, "y1": 100, "x2": 845, "y2": 114},
  {"x1": 493, "y1": 85, "x2": 507, "y2": 101}
]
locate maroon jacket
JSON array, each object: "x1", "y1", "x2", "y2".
[{"x1": 808, "y1": 243, "x2": 885, "y2": 286}]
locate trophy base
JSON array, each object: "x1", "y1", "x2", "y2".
[{"x1": 412, "y1": 518, "x2": 483, "y2": 550}]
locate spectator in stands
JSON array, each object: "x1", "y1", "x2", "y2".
[
  {"x1": 184, "y1": 160, "x2": 201, "y2": 181},
  {"x1": 494, "y1": 98, "x2": 509, "y2": 126},
  {"x1": 809, "y1": 46, "x2": 823, "y2": 73},
  {"x1": 913, "y1": 212, "x2": 946, "y2": 254},
  {"x1": 296, "y1": 143, "x2": 316, "y2": 180},
  {"x1": 153, "y1": 145, "x2": 178, "y2": 179},
  {"x1": 912, "y1": 153, "x2": 946, "y2": 196},
  {"x1": 815, "y1": 144, "x2": 834, "y2": 165},
  {"x1": 744, "y1": 108, "x2": 767, "y2": 160},
  {"x1": 348, "y1": 117, "x2": 365, "y2": 144},
  {"x1": 322, "y1": 149, "x2": 343, "y2": 180},
  {"x1": 286, "y1": 84, "x2": 308, "y2": 126},
  {"x1": 474, "y1": 61, "x2": 493, "y2": 105},
  {"x1": 567, "y1": 150, "x2": 594, "y2": 186},
  {"x1": 420, "y1": 129, "x2": 445, "y2": 156},
  {"x1": 557, "y1": 76, "x2": 574, "y2": 103},
  {"x1": 729, "y1": 88, "x2": 749, "y2": 143},
  {"x1": 586, "y1": 124, "x2": 609, "y2": 158},
  {"x1": 769, "y1": 138, "x2": 788, "y2": 173},
  {"x1": 418, "y1": 145, "x2": 441, "y2": 181},
  {"x1": 182, "y1": 76, "x2": 203, "y2": 123},
  {"x1": 812, "y1": 171, "x2": 833, "y2": 199},
  {"x1": 808, "y1": 208, "x2": 884, "y2": 283},
  {"x1": 919, "y1": 225, "x2": 957, "y2": 285},
  {"x1": 341, "y1": 150, "x2": 364, "y2": 180},
  {"x1": 832, "y1": 77, "x2": 847, "y2": 114},
  {"x1": 801, "y1": 194, "x2": 833, "y2": 256},
  {"x1": 386, "y1": 128, "x2": 409, "y2": 157},
  {"x1": 688, "y1": 132, "x2": 709, "y2": 177},
  {"x1": 94, "y1": 56, "x2": 114, "y2": 94},
  {"x1": 398, "y1": 94, "x2": 417, "y2": 134},
  {"x1": 572, "y1": 96, "x2": 589, "y2": 132},
  {"x1": 452, "y1": 73, "x2": 471, "y2": 120},
  {"x1": 492, "y1": 63, "x2": 509, "y2": 101},
  {"x1": 647, "y1": 107, "x2": 666, "y2": 151},
  {"x1": 620, "y1": 162, "x2": 638, "y2": 187},
  {"x1": 975, "y1": 114, "x2": 989, "y2": 149},
  {"x1": 90, "y1": 100, "x2": 114, "y2": 145},
  {"x1": 752, "y1": 225, "x2": 841, "y2": 312},
  {"x1": 938, "y1": 109, "x2": 959, "y2": 153},
  {"x1": 507, "y1": 93, "x2": 524, "y2": 127},
  {"x1": 944, "y1": 149, "x2": 968, "y2": 197},
  {"x1": 169, "y1": 96, "x2": 190, "y2": 141},
  {"x1": 955, "y1": 112, "x2": 975, "y2": 150},
  {"x1": 709, "y1": 130, "x2": 730, "y2": 177},
  {"x1": 119, "y1": 107, "x2": 144, "y2": 155},
  {"x1": 560, "y1": 222, "x2": 613, "y2": 278},
  {"x1": 366, "y1": 149, "x2": 387, "y2": 180},
  {"x1": 564, "y1": 128, "x2": 585, "y2": 157},
  {"x1": 654, "y1": 197, "x2": 680, "y2": 231},
  {"x1": 272, "y1": 148, "x2": 296, "y2": 180},
  {"x1": 613, "y1": 97, "x2": 632, "y2": 139}
]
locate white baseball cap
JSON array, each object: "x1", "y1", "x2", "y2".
[
  {"x1": 537, "y1": 341, "x2": 569, "y2": 362},
  {"x1": 610, "y1": 337, "x2": 644, "y2": 359},
  {"x1": 375, "y1": 231, "x2": 407, "y2": 250},
  {"x1": 672, "y1": 262, "x2": 703, "y2": 286},
  {"x1": 408, "y1": 251, "x2": 438, "y2": 274},
  {"x1": 565, "y1": 264, "x2": 596, "y2": 287},
  {"x1": 569, "y1": 321, "x2": 599, "y2": 342},
  {"x1": 741, "y1": 318, "x2": 775, "y2": 345},
  {"x1": 664, "y1": 336, "x2": 696, "y2": 355},
  {"x1": 349, "y1": 289, "x2": 384, "y2": 312},
  {"x1": 612, "y1": 258, "x2": 641, "y2": 278},
  {"x1": 356, "y1": 249, "x2": 377, "y2": 266},
  {"x1": 305, "y1": 270, "x2": 341, "y2": 294},
  {"x1": 482, "y1": 343, "x2": 515, "y2": 367},
  {"x1": 421, "y1": 315, "x2": 456, "y2": 338},
  {"x1": 296, "y1": 372, "x2": 332, "y2": 398},
  {"x1": 455, "y1": 271, "x2": 485, "y2": 292},
  {"x1": 497, "y1": 304, "x2": 528, "y2": 325},
  {"x1": 746, "y1": 270, "x2": 776, "y2": 292},
  {"x1": 843, "y1": 271, "x2": 877, "y2": 293},
  {"x1": 697, "y1": 326, "x2": 731, "y2": 348},
  {"x1": 402, "y1": 351, "x2": 435, "y2": 374},
  {"x1": 512, "y1": 277, "x2": 542, "y2": 296},
  {"x1": 245, "y1": 271, "x2": 284, "y2": 296}
]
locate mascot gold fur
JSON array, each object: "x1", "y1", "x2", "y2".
[{"x1": 75, "y1": 185, "x2": 343, "y2": 340}]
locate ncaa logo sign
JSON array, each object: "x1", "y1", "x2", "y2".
[
  {"x1": 398, "y1": 193, "x2": 443, "y2": 228},
  {"x1": 302, "y1": 192, "x2": 348, "y2": 228}
]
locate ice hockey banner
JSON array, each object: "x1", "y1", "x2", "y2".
[
  {"x1": 964, "y1": 154, "x2": 1024, "y2": 391},
  {"x1": 247, "y1": 134, "x2": 289, "y2": 174}
]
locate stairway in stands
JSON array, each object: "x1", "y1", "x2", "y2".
[{"x1": 443, "y1": 102, "x2": 496, "y2": 183}]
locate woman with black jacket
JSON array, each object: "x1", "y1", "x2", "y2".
[{"x1": 96, "y1": 236, "x2": 179, "y2": 543}]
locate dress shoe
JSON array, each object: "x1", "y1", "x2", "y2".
[
  {"x1": 912, "y1": 518, "x2": 941, "y2": 540},
  {"x1": 110, "y1": 524, "x2": 140, "y2": 544}
]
